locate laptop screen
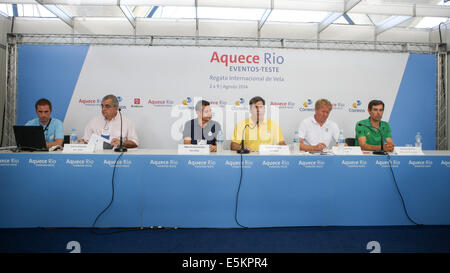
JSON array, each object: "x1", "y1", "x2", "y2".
[{"x1": 13, "y1": 125, "x2": 48, "y2": 151}]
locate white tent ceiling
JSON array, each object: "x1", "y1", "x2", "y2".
[{"x1": 0, "y1": 0, "x2": 449, "y2": 43}]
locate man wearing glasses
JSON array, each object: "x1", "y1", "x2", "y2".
[
  {"x1": 81, "y1": 94, "x2": 139, "y2": 148},
  {"x1": 231, "y1": 96, "x2": 286, "y2": 152},
  {"x1": 25, "y1": 98, "x2": 64, "y2": 149}
]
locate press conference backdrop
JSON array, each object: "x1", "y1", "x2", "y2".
[{"x1": 17, "y1": 45, "x2": 436, "y2": 149}]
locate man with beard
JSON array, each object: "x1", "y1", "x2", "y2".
[{"x1": 183, "y1": 100, "x2": 222, "y2": 152}]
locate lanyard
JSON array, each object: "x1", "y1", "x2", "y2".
[{"x1": 43, "y1": 118, "x2": 52, "y2": 132}]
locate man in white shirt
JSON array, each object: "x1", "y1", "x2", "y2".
[
  {"x1": 81, "y1": 94, "x2": 139, "y2": 148},
  {"x1": 298, "y1": 98, "x2": 339, "y2": 152}
]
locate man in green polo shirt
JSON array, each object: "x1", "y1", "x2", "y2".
[{"x1": 355, "y1": 100, "x2": 394, "y2": 153}]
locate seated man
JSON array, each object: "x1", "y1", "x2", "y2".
[
  {"x1": 355, "y1": 100, "x2": 394, "y2": 153},
  {"x1": 231, "y1": 96, "x2": 286, "y2": 152},
  {"x1": 81, "y1": 94, "x2": 139, "y2": 148},
  {"x1": 298, "y1": 98, "x2": 340, "y2": 152},
  {"x1": 183, "y1": 100, "x2": 222, "y2": 152},
  {"x1": 25, "y1": 98, "x2": 64, "y2": 149}
]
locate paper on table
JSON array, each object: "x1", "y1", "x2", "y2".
[{"x1": 88, "y1": 134, "x2": 110, "y2": 152}]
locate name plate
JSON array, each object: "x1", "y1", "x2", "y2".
[
  {"x1": 332, "y1": 146, "x2": 363, "y2": 155},
  {"x1": 259, "y1": 145, "x2": 290, "y2": 155},
  {"x1": 178, "y1": 144, "x2": 210, "y2": 155},
  {"x1": 394, "y1": 146, "x2": 424, "y2": 155},
  {"x1": 62, "y1": 144, "x2": 95, "y2": 153}
]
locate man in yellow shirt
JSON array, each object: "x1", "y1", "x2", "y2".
[{"x1": 231, "y1": 96, "x2": 286, "y2": 152}]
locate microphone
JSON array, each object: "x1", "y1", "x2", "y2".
[
  {"x1": 114, "y1": 108, "x2": 127, "y2": 153},
  {"x1": 357, "y1": 123, "x2": 386, "y2": 155}
]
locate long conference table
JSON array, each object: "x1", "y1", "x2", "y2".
[{"x1": 0, "y1": 149, "x2": 449, "y2": 228}]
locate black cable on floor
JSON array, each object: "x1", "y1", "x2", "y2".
[
  {"x1": 91, "y1": 152, "x2": 125, "y2": 234},
  {"x1": 386, "y1": 153, "x2": 422, "y2": 226}
]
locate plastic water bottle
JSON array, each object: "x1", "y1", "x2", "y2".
[
  {"x1": 415, "y1": 132, "x2": 422, "y2": 149},
  {"x1": 338, "y1": 129, "x2": 345, "y2": 147},
  {"x1": 70, "y1": 128, "x2": 77, "y2": 144},
  {"x1": 216, "y1": 130, "x2": 224, "y2": 153},
  {"x1": 293, "y1": 131, "x2": 299, "y2": 152}
]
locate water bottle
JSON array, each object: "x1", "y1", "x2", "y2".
[
  {"x1": 293, "y1": 131, "x2": 299, "y2": 152},
  {"x1": 338, "y1": 129, "x2": 345, "y2": 147},
  {"x1": 216, "y1": 130, "x2": 224, "y2": 153},
  {"x1": 415, "y1": 132, "x2": 422, "y2": 149},
  {"x1": 70, "y1": 128, "x2": 77, "y2": 144}
]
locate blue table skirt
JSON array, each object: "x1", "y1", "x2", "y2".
[{"x1": 1, "y1": 152, "x2": 449, "y2": 228}]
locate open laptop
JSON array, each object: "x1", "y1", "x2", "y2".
[{"x1": 13, "y1": 125, "x2": 48, "y2": 151}]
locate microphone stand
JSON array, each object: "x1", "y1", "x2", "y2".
[
  {"x1": 372, "y1": 127, "x2": 387, "y2": 155},
  {"x1": 237, "y1": 124, "x2": 250, "y2": 154},
  {"x1": 114, "y1": 108, "x2": 128, "y2": 153},
  {"x1": 237, "y1": 118, "x2": 260, "y2": 154},
  {"x1": 358, "y1": 123, "x2": 386, "y2": 155}
]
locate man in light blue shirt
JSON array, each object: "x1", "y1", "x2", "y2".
[{"x1": 25, "y1": 98, "x2": 64, "y2": 148}]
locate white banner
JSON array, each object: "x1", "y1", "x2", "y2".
[{"x1": 64, "y1": 46, "x2": 408, "y2": 149}]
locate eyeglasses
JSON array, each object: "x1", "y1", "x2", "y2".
[{"x1": 101, "y1": 104, "x2": 114, "y2": 109}]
